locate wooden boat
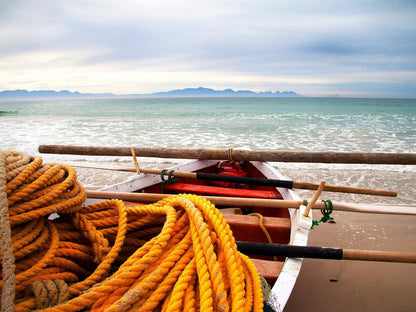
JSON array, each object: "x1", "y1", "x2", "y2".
[
  {"x1": 5, "y1": 147, "x2": 416, "y2": 312},
  {"x1": 85, "y1": 159, "x2": 313, "y2": 311}
]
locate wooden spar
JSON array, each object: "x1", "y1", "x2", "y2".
[
  {"x1": 303, "y1": 181, "x2": 325, "y2": 217},
  {"x1": 72, "y1": 165, "x2": 396, "y2": 196},
  {"x1": 291, "y1": 181, "x2": 396, "y2": 196},
  {"x1": 38, "y1": 145, "x2": 416, "y2": 164},
  {"x1": 86, "y1": 191, "x2": 416, "y2": 215},
  {"x1": 235, "y1": 241, "x2": 416, "y2": 263},
  {"x1": 342, "y1": 249, "x2": 416, "y2": 263}
]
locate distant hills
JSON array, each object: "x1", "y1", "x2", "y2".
[
  {"x1": 0, "y1": 87, "x2": 301, "y2": 99},
  {"x1": 149, "y1": 87, "x2": 300, "y2": 97},
  {"x1": 0, "y1": 89, "x2": 114, "y2": 99}
]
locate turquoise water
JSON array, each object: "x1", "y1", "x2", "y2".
[
  {"x1": 1, "y1": 97, "x2": 415, "y2": 155},
  {"x1": 1, "y1": 96, "x2": 415, "y2": 199}
]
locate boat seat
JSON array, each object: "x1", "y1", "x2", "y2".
[
  {"x1": 250, "y1": 259, "x2": 285, "y2": 285},
  {"x1": 163, "y1": 182, "x2": 282, "y2": 199},
  {"x1": 223, "y1": 213, "x2": 290, "y2": 244}
]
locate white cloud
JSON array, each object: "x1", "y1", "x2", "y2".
[{"x1": 0, "y1": 0, "x2": 415, "y2": 97}]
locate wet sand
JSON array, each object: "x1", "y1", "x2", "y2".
[
  {"x1": 284, "y1": 211, "x2": 416, "y2": 312},
  {"x1": 280, "y1": 168, "x2": 416, "y2": 312}
]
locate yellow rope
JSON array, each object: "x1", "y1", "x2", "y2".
[
  {"x1": 249, "y1": 213, "x2": 278, "y2": 261},
  {"x1": 227, "y1": 148, "x2": 233, "y2": 161},
  {"x1": 0, "y1": 151, "x2": 264, "y2": 312}
]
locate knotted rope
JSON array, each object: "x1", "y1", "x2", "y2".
[
  {"x1": 0, "y1": 151, "x2": 263, "y2": 312},
  {"x1": 310, "y1": 200, "x2": 335, "y2": 229}
]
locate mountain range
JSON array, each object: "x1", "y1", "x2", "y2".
[{"x1": 0, "y1": 87, "x2": 301, "y2": 98}]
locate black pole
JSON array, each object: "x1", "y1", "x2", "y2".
[
  {"x1": 236, "y1": 241, "x2": 343, "y2": 260},
  {"x1": 196, "y1": 172, "x2": 294, "y2": 189}
]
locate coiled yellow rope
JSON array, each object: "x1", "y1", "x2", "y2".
[{"x1": 0, "y1": 151, "x2": 263, "y2": 311}]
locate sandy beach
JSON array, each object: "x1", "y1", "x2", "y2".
[
  {"x1": 284, "y1": 211, "x2": 416, "y2": 312},
  {"x1": 279, "y1": 168, "x2": 416, "y2": 312}
]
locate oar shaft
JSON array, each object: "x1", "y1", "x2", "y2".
[
  {"x1": 292, "y1": 181, "x2": 396, "y2": 197},
  {"x1": 343, "y1": 249, "x2": 416, "y2": 263},
  {"x1": 86, "y1": 190, "x2": 299, "y2": 208},
  {"x1": 140, "y1": 168, "x2": 196, "y2": 179},
  {"x1": 86, "y1": 191, "x2": 416, "y2": 215},
  {"x1": 39, "y1": 145, "x2": 416, "y2": 164},
  {"x1": 77, "y1": 166, "x2": 396, "y2": 197},
  {"x1": 236, "y1": 241, "x2": 343, "y2": 260},
  {"x1": 196, "y1": 172, "x2": 294, "y2": 188},
  {"x1": 236, "y1": 241, "x2": 416, "y2": 263},
  {"x1": 146, "y1": 170, "x2": 397, "y2": 197}
]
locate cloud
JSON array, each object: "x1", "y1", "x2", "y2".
[{"x1": 0, "y1": 0, "x2": 415, "y2": 97}]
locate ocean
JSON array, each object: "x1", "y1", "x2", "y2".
[
  {"x1": 1, "y1": 96, "x2": 416, "y2": 311},
  {"x1": 0, "y1": 96, "x2": 415, "y2": 203},
  {"x1": 1, "y1": 97, "x2": 415, "y2": 152}
]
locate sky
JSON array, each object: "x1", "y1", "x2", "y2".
[{"x1": 0, "y1": 0, "x2": 415, "y2": 98}]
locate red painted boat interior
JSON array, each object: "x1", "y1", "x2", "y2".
[{"x1": 135, "y1": 161, "x2": 292, "y2": 284}]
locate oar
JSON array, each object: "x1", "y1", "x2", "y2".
[
  {"x1": 38, "y1": 145, "x2": 416, "y2": 164},
  {"x1": 71, "y1": 165, "x2": 396, "y2": 197},
  {"x1": 86, "y1": 191, "x2": 416, "y2": 215},
  {"x1": 235, "y1": 241, "x2": 416, "y2": 263}
]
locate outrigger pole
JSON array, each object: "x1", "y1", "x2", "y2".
[{"x1": 39, "y1": 145, "x2": 416, "y2": 164}]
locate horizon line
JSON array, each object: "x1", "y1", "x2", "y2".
[{"x1": 0, "y1": 87, "x2": 415, "y2": 100}]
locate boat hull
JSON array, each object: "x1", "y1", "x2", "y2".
[{"x1": 85, "y1": 160, "x2": 312, "y2": 311}]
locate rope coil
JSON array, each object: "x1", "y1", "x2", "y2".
[
  {"x1": 312, "y1": 200, "x2": 335, "y2": 229},
  {"x1": 0, "y1": 151, "x2": 263, "y2": 311}
]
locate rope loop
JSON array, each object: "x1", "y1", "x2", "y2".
[
  {"x1": 160, "y1": 169, "x2": 180, "y2": 193},
  {"x1": 312, "y1": 200, "x2": 335, "y2": 229},
  {"x1": 27, "y1": 279, "x2": 70, "y2": 309},
  {"x1": 249, "y1": 213, "x2": 278, "y2": 261},
  {"x1": 320, "y1": 200, "x2": 334, "y2": 223}
]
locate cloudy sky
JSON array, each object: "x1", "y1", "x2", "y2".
[{"x1": 1, "y1": 0, "x2": 415, "y2": 97}]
